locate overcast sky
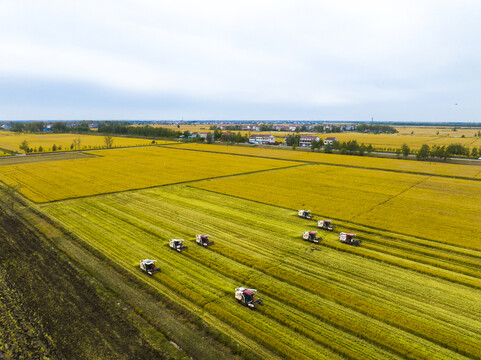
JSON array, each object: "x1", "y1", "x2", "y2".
[{"x1": 1, "y1": 1, "x2": 480, "y2": 122}]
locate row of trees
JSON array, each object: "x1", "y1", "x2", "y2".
[
  {"x1": 415, "y1": 143, "x2": 480, "y2": 160},
  {"x1": 355, "y1": 124, "x2": 398, "y2": 134},
  {"x1": 9, "y1": 121, "x2": 93, "y2": 133},
  {"x1": 99, "y1": 124, "x2": 181, "y2": 138}
]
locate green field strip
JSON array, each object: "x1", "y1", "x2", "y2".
[
  {"x1": 277, "y1": 248, "x2": 481, "y2": 322},
  {"x1": 42, "y1": 199, "x2": 340, "y2": 359},
  {"x1": 41, "y1": 190, "x2": 480, "y2": 358},
  {"x1": 45, "y1": 205, "x2": 284, "y2": 359},
  {"x1": 208, "y1": 242, "x2": 481, "y2": 357},
  {"x1": 183, "y1": 241, "x2": 471, "y2": 360},
  {"x1": 278, "y1": 255, "x2": 481, "y2": 337}
]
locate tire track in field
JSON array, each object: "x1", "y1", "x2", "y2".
[{"x1": 349, "y1": 176, "x2": 432, "y2": 222}]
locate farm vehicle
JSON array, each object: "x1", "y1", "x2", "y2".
[
  {"x1": 318, "y1": 220, "x2": 335, "y2": 231},
  {"x1": 196, "y1": 234, "x2": 214, "y2": 247},
  {"x1": 169, "y1": 239, "x2": 188, "y2": 252},
  {"x1": 339, "y1": 232, "x2": 362, "y2": 246},
  {"x1": 235, "y1": 287, "x2": 263, "y2": 309},
  {"x1": 140, "y1": 259, "x2": 160, "y2": 276},
  {"x1": 302, "y1": 231, "x2": 322, "y2": 244},
  {"x1": 298, "y1": 210, "x2": 313, "y2": 220}
]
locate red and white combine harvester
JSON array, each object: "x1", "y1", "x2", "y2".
[
  {"x1": 318, "y1": 220, "x2": 335, "y2": 231},
  {"x1": 298, "y1": 210, "x2": 313, "y2": 220},
  {"x1": 169, "y1": 239, "x2": 188, "y2": 252},
  {"x1": 235, "y1": 287, "x2": 263, "y2": 309},
  {"x1": 139, "y1": 259, "x2": 161, "y2": 276},
  {"x1": 196, "y1": 234, "x2": 214, "y2": 247},
  {"x1": 339, "y1": 232, "x2": 362, "y2": 246},
  {"x1": 302, "y1": 231, "x2": 322, "y2": 244}
]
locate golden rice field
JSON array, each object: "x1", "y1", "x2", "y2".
[
  {"x1": 39, "y1": 185, "x2": 481, "y2": 360},
  {"x1": 395, "y1": 126, "x2": 481, "y2": 137},
  {"x1": 193, "y1": 163, "x2": 481, "y2": 250},
  {"x1": 0, "y1": 132, "x2": 173, "y2": 153},
  {"x1": 172, "y1": 143, "x2": 481, "y2": 179},
  {"x1": 0, "y1": 146, "x2": 294, "y2": 202},
  {"x1": 3, "y1": 139, "x2": 481, "y2": 359}
]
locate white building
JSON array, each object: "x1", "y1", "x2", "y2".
[
  {"x1": 324, "y1": 137, "x2": 338, "y2": 145},
  {"x1": 299, "y1": 136, "x2": 320, "y2": 147},
  {"x1": 249, "y1": 134, "x2": 275, "y2": 145}
]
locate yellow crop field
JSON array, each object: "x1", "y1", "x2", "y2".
[
  {"x1": 0, "y1": 146, "x2": 294, "y2": 203},
  {"x1": 0, "y1": 132, "x2": 174, "y2": 153},
  {"x1": 172, "y1": 143, "x2": 481, "y2": 179},
  {"x1": 193, "y1": 164, "x2": 481, "y2": 250},
  {"x1": 39, "y1": 185, "x2": 481, "y2": 359},
  {"x1": 396, "y1": 126, "x2": 481, "y2": 137}
]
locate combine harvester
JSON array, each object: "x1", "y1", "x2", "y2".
[
  {"x1": 302, "y1": 231, "x2": 322, "y2": 244},
  {"x1": 298, "y1": 210, "x2": 313, "y2": 220},
  {"x1": 139, "y1": 259, "x2": 161, "y2": 276},
  {"x1": 196, "y1": 234, "x2": 214, "y2": 247},
  {"x1": 235, "y1": 287, "x2": 263, "y2": 309},
  {"x1": 339, "y1": 232, "x2": 362, "y2": 246},
  {"x1": 169, "y1": 239, "x2": 188, "y2": 252},
  {"x1": 318, "y1": 220, "x2": 335, "y2": 231}
]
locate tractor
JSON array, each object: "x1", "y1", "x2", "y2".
[
  {"x1": 169, "y1": 239, "x2": 188, "y2": 252},
  {"x1": 302, "y1": 231, "x2": 322, "y2": 244},
  {"x1": 196, "y1": 234, "x2": 214, "y2": 247},
  {"x1": 318, "y1": 220, "x2": 335, "y2": 231},
  {"x1": 298, "y1": 210, "x2": 313, "y2": 220},
  {"x1": 339, "y1": 232, "x2": 362, "y2": 246},
  {"x1": 140, "y1": 259, "x2": 161, "y2": 276},
  {"x1": 235, "y1": 287, "x2": 263, "y2": 309}
]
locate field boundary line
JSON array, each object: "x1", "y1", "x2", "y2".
[
  {"x1": 349, "y1": 176, "x2": 432, "y2": 222},
  {"x1": 158, "y1": 145, "x2": 481, "y2": 182}
]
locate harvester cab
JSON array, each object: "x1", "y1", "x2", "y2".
[
  {"x1": 235, "y1": 287, "x2": 263, "y2": 309},
  {"x1": 318, "y1": 220, "x2": 335, "y2": 231},
  {"x1": 302, "y1": 231, "x2": 322, "y2": 244},
  {"x1": 196, "y1": 234, "x2": 214, "y2": 247},
  {"x1": 169, "y1": 239, "x2": 188, "y2": 252},
  {"x1": 298, "y1": 210, "x2": 312, "y2": 219},
  {"x1": 339, "y1": 232, "x2": 362, "y2": 246},
  {"x1": 140, "y1": 259, "x2": 160, "y2": 276}
]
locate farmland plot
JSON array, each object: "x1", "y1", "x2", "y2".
[
  {"x1": 171, "y1": 143, "x2": 481, "y2": 179},
  {"x1": 41, "y1": 185, "x2": 481, "y2": 359},
  {"x1": 193, "y1": 164, "x2": 481, "y2": 250},
  {"x1": 0, "y1": 146, "x2": 295, "y2": 202},
  {"x1": 0, "y1": 132, "x2": 173, "y2": 152}
]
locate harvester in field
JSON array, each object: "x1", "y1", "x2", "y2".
[
  {"x1": 235, "y1": 287, "x2": 263, "y2": 309},
  {"x1": 318, "y1": 220, "x2": 335, "y2": 231},
  {"x1": 298, "y1": 210, "x2": 313, "y2": 220},
  {"x1": 169, "y1": 239, "x2": 188, "y2": 252},
  {"x1": 140, "y1": 259, "x2": 160, "y2": 276},
  {"x1": 196, "y1": 234, "x2": 214, "y2": 247},
  {"x1": 339, "y1": 232, "x2": 362, "y2": 246},
  {"x1": 302, "y1": 231, "x2": 322, "y2": 244}
]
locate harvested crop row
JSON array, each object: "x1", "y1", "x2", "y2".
[{"x1": 41, "y1": 186, "x2": 481, "y2": 359}]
